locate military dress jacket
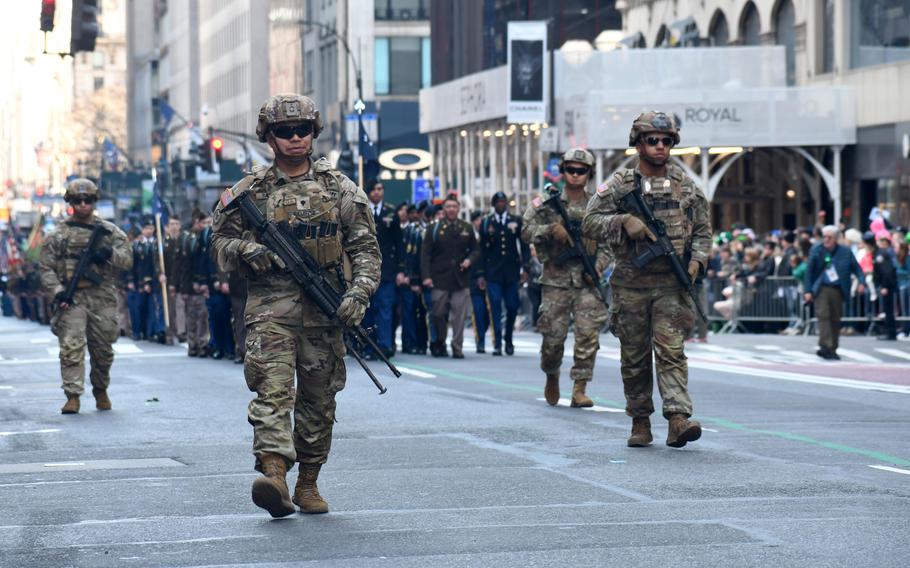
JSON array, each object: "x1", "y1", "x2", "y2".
[
  {"x1": 210, "y1": 158, "x2": 380, "y2": 328},
  {"x1": 371, "y1": 202, "x2": 406, "y2": 282},
  {"x1": 582, "y1": 165, "x2": 711, "y2": 289},
  {"x1": 480, "y1": 212, "x2": 530, "y2": 285},
  {"x1": 420, "y1": 217, "x2": 480, "y2": 291}
]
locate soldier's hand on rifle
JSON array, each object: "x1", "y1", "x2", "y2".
[
  {"x1": 91, "y1": 246, "x2": 113, "y2": 264},
  {"x1": 337, "y1": 286, "x2": 370, "y2": 326},
  {"x1": 583, "y1": 272, "x2": 600, "y2": 287},
  {"x1": 687, "y1": 260, "x2": 700, "y2": 282},
  {"x1": 53, "y1": 291, "x2": 70, "y2": 311},
  {"x1": 621, "y1": 215, "x2": 657, "y2": 242},
  {"x1": 550, "y1": 223, "x2": 570, "y2": 244},
  {"x1": 239, "y1": 242, "x2": 275, "y2": 275}
]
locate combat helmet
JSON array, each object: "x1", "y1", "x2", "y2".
[
  {"x1": 256, "y1": 93, "x2": 324, "y2": 142},
  {"x1": 64, "y1": 178, "x2": 99, "y2": 201},
  {"x1": 628, "y1": 111, "x2": 680, "y2": 147},
  {"x1": 558, "y1": 148, "x2": 595, "y2": 171}
]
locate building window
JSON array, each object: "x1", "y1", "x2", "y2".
[
  {"x1": 710, "y1": 11, "x2": 730, "y2": 46},
  {"x1": 94, "y1": 76, "x2": 104, "y2": 90},
  {"x1": 375, "y1": 0, "x2": 429, "y2": 21},
  {"x1": 822, "y1": 0, "x2": 836, "y2": 72},
  {"x1": 775, "y1": 0, "x2": 796, "y2": 85},
  {"x1": 304, "y1": 50, "x2": 315, "y2": 95},
  {"x1": 740, "y1": 2, "x2": 761, "y2": 46},
  {"x1": 374, "y1": 36, "x2": 430, "y2": 95},
  {"x1": 850, "y1": 0, "x2": 910, "y2": 68}
]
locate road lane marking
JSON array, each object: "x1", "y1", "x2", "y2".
[
  {"x1": 599, "y1": 353, "x2": 910, "y2": 395},
  {"x1": 0, "y1": 386, "x2": 12, "y2": 390},
  {"x1": 29, "y1": 338, "x2": 51, "y2": 344},
  {"x1": 0, "y1": 458, "x2": 185, "y2": 474},
  {"x1": 868, "y1": 465, "x2": 910, "y2": 476},
  {"x1": 0, "y1": 352, "x2": 186, "y2": 366},
  {"x1": 114, "y1": 343, "x2": 143, "y2": 354},
  {"x1": 754, "y1": 345, "x2": 781, "y2": 351},
  {"x1": 395, "y1": 366, "x2": 437, "y2": 379},
  {"x1": 536, "y1": 398, "x2": 624, "y2": 413},
  {"x1": 874, "y1": 348, "x2": 910, "y2": 362},
  {"x1": 702, "y1": 427, "x2": 719, "y2": 433},
  {"x1": 0, "y1": 428, "x2": 60, "y2": 436},
  {"x1": 835, "y1": 348, "x2": 882, "y2": 363},
  {"x1": 405, "y1": 361, "x2": 910, "y2": 469}
]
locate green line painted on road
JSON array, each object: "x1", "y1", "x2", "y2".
[{"x1": 400, "y1": 362, "x2": 910, "y2": 468}]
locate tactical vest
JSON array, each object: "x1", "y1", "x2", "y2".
[
  {"x1": 616, "y1": 168, "x2": 694, "y2": 263},
  {"x1": 254, "y1": 161, "x2": 344, "y2": 269},
  {"x1": 59, "y1": 223, "x2": 109, "y2": 288}
]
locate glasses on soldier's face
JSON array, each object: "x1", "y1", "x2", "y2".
[
  {"x1": 644, "y1": 136, "x2": 674, "y2": 147},
  {"x1": 564, "y1": 166, "x2": 589, "y2": 176},
  {"x1": 68, "y1": 196, "x2": 96, "y2": 205},
  {"x1": 271, "y1": 123, "x2": 314, "y2": 140}
]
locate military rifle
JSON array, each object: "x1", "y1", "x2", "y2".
[
  {"x1": 619, "y1": 173, "x2": 707, "y2": 323},
  {"x1": 227, "y1": 191, "x2": 399, "y2": 394},
  {"x1": 542, "y1": 184, "x2": 609, "y2": 310},
  {"x1": 55, "y1": 221, "x2": 112, "y2": 307}
]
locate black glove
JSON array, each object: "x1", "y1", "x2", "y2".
[
  {"x1": 54, "y1": 291, "x2": 70, "y2": 306},
  {"x1": 92, "y1": 246, "x2": 113, "y2": 264}
]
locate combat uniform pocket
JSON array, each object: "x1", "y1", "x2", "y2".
[
  {"x1": 607, "y1": 303, "x2": 620, "y2": 337},
  {"x1": 317, "y1": 237, "x2": 342, "y2": 267}
]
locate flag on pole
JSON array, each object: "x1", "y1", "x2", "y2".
[{"x1": 158, "y1": 99, "x2": 176, "y2": 126}]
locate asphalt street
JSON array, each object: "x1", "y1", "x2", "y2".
[{"x1": 1, "y1": 315, "x2": 909, "y2": 567}]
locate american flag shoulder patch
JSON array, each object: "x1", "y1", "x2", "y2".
[{"x1": 219, "y1": 188, "x2": 233, "y2": 208}]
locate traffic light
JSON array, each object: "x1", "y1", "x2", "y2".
[
  {"x1": 40, "y1": 0, "x2": 55, "y2": 32},
  {"x1": 211, "y1": 137, "x2": 224, "y2": 164},
  {"x1": 199, "y1": 138, "x2": 214, "y2": 173},
  {"x1": 70, "y1": 0, "x2": 98, "y2": 54}
]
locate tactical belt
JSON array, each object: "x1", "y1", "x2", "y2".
[{"x1": 292, "y1": 221, "x2": 339, "y2": 239}]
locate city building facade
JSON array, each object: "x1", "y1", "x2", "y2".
[{"x1": 616, "y1": 0, "x2": 910, "y2": 230}]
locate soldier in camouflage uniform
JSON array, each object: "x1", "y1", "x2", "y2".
[
  {"x1": 521, "y1": 149, "x2": 610, "y2": 408},
  {"x1": 38, "y1": 179, "x2": 133, "y2": 414},
  {"x1": 583, "y1": 111, "x2": 711, "y2": 448},
  {"x1": 211, "y1": 94, "x2": 380, "y2": 518}
]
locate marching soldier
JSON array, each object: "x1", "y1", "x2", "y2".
[
  {"x1": 469, "y1": 210, "x2": 490, "y2": 353},
  {"x1": 211, "y1": 93, "x2": 380, "y2": 517},
  {"x1": 420, "y1": 194, "x2": 479, "y2": 358},
  {"x1": 38, "y1": 179, "x2": 132, "y2": 414},
  {"x1": 583, "y1": 111, "x2": 711, "y2": 448},
  {"x1": 479, "y1": 191, "x2": 530, "y2": 356},
  {"x1": 522, "y1": 149, "x2": 609, "y2": 408},
  {"x1": 164, "y1": 215, "x2": 186, "y2": 345}
]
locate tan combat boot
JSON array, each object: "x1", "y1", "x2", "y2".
[
  {"x1": 666, "y1": 414, "x2": 702, "y2": 448},
  {"x1": 544, "y1": 373, "x2": 560, "y2": 406},
  {"x1": 570, "y1": 381, "x2": 594, "y2": 408},
  {"x1": 294, "y1": 464, "x2": 329, "y2": 514},
  {"x1": 61, "y1": 394, "x2": 80, "y2": 414},
  {"x1": 92, "y1": 388, "x2": 112, "y2": 411},
  {"x1": 251, "y1": 453, "x2": 296, "y2": 518},
  {"x1": 627, "y1": 417, "x2": 653, "y2": 447}
]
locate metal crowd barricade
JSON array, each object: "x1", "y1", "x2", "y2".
[{"x1": 703, "y1": 276, "x2": 804, "y2": 334}]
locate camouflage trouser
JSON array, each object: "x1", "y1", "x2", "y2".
[
  {"x1": 185, "y1": 294, "x2": 209, "y2": 351},
  {"x1": 610, "y1": 285, "x2": 695, "y2": 419},
  {"x1": 244, "y1": 322, "x2": 347, "y2": 471},
  {"x1": 51, "y1": 289, "x2": 120, "y2": 395},
  {"x1": 537, "y1": 285, "x2": 608, "y2": 382}
]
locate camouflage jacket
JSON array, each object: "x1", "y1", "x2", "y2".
[
  {"x1": 210, "y1": 158, "x2": 380, "y2": 327},
  {"x1": 521, "y1": 187, "x2": 611, "y2": 289},
  {"x1": 38, "y1": 216, "x2": 132, "y2": 299},
  {"x1": 582, "y1": 164, "x2": 711, "y2": 288}
]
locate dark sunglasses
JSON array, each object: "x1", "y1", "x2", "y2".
[
  {"x1": 68, "y1": 196, "x2": 96, "y2": 205},
  {"x1": 271, "y1": 123, "x2": 314, "y2": 140},
  {"x1": 564, "y1": 166, "x2": 589, "y2": 176},
  {"x1": 644, "y1": 136, "x2": 674, "y2": 147}
]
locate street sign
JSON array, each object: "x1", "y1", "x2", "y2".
[
  {"x1": 412, "y1": 177, "x2": 438, "y2": 203},
  {"x1": 539, "y1": 127, "x2": 559, "y2": 153}
]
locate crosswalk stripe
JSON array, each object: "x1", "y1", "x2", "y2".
[
  {"x1": 536, "y1": 398, "x2": 624, "y2": 412},
  {"x1": 874, "y1": 348, "x2": 910, "y2": 362},
  {"x1": 835, "y1": 349, "x2": 882, "y2": 363}
]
